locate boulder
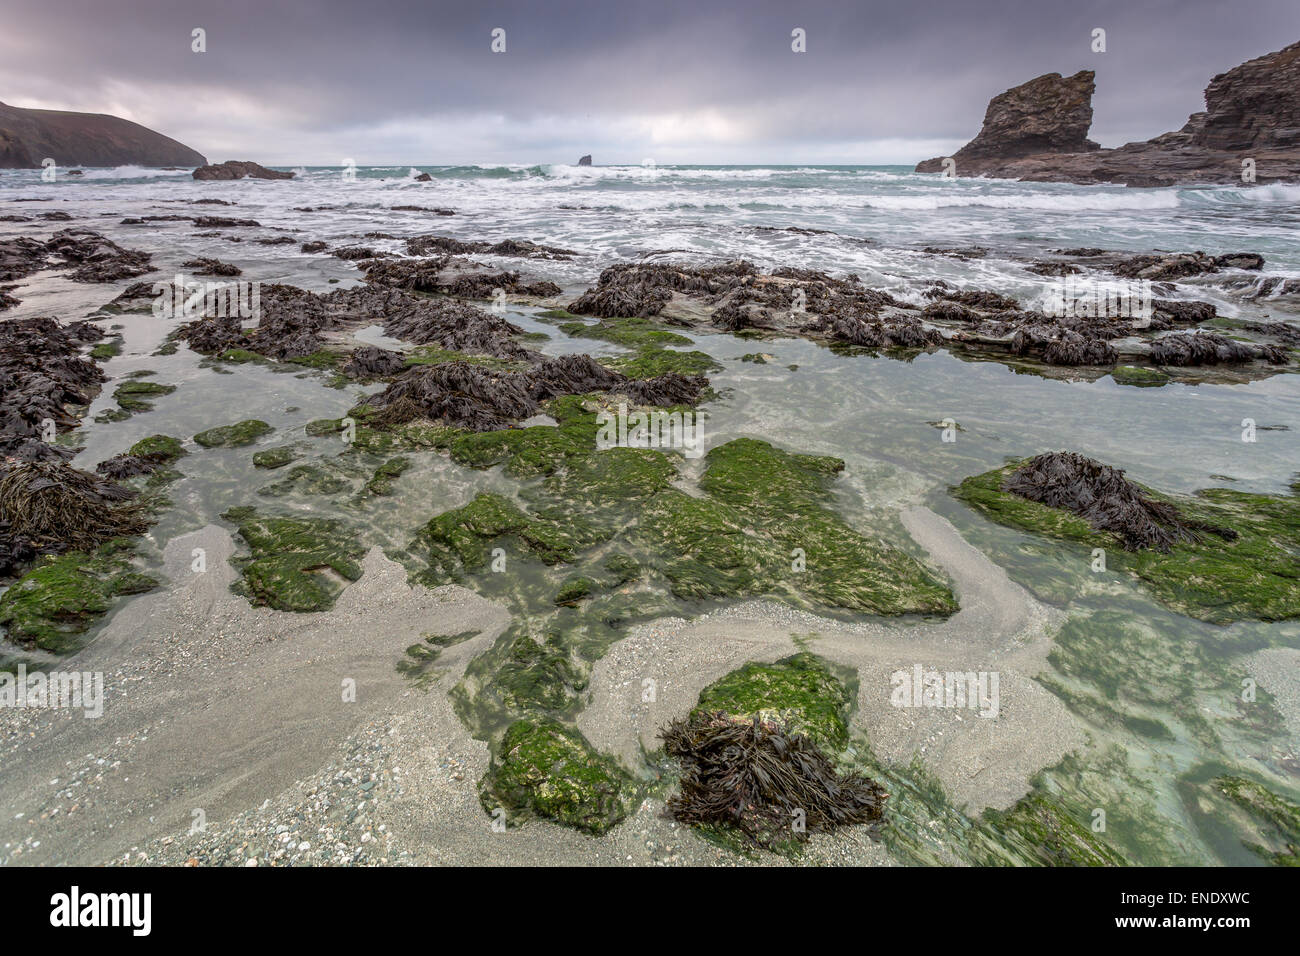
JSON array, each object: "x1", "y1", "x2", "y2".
[{"x1": 577, "y1": 154, "x2": 592, "y2": 166}]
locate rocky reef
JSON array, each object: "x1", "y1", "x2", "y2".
[{"x1": 918, "y1": 40, "x2": 1300, "y2": 184}]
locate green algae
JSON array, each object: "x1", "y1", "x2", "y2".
[
  {"x1": 554, "y1": 316, "x2": 694, "y2": 349},
  {"x1": 478, "y1": 718, "x2": 632, "y2": 834},
  {"x1": 252, "y1": 446, "x2": 298, "y2": 469},
  {"x1": 366, "y1": 456, "x2": 411, "y2": 495},
  {"x1": 217, "y1": 348, "x2": 263, "y2": 364},
  {"x1": 1041, "y1": 611, "x2": 1284, "y2": 748},
  {"x1": 693, "y1": 652, "x2": 857, "y2": 751},
  {"x1": 128, "y1": 434, "x2": 185, "y2": 463},
  {"x1": 1111, "y1": 365, "x2": 1170, "y2": 387},
  {"x1": 605, "y1": 345, "x2": 720, "y2": 379},
  {"x1": 1210, "y1": 775, "x2": 1300, "y2": 865},
  {"x1": 954, "y1": 461, "x2": 1300, "y2": 623},
  {"x1": 112, "y1": 379, "x2": 176, "y2": 412},
  {"x1": 194, "y1": 419, "x2": 274, "y2": 448},
  {"x1": 554, "y1": 575, "x2": 596, "y2": 606},
  {"x1": 415, "y1": 492, "x2": 602, "y2": 579},
  {"x1": 1181, "y1": 769, "x2": 1300, "y2": 866},
  {"x1": 858, "y1": 744, "x2": 1138, "y2": 866},
  {"x1": 258, "y1": 463, "x2": 352, "y2": 498},
  {"x1": 0, "y1": 542, "x2": 158, "y2": 653},
  {"x1": 642, "y1": 439, "x2": 956, "y2": 615},
  {"x1": 222, "y1": 507, "x2": 364, "y2": 612},
  {"x1": 90, "y1": 340, "x2": 122, "y2": 360},
  {"x1": 285, "y1": 349, "x2": 341, "y2": 370}
]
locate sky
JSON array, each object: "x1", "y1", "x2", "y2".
[{"x1": 2, "y1": 0, "x2": 1298, "y2": 166}]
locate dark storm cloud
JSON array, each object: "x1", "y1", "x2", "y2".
[{"x1": 2, "y1": 0, "x2": 1298, "y2": 163}]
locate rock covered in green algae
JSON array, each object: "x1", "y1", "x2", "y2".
[
  {"x1": 1182, "y1": 772, "x2": 1300, "y2": 866},
  {"x1": 954, "y1": 460, "x2": 1300, "y2": 622},
  {"x1": 493, "y1": 628, "x2": 589, "y2": 713},
  {"x1": 0, "y1": 541, "x2": 158, "y2": 653},
  {"x1": 222, "y1": 507, "x2": 364, "y2": 612},
  {"x1": 416, "y1": 492, "x2": 602, "y2": 578},
  {"x1": 644, "y1": 438, "x2": 957, "y2": 615},
  {"x1": 252, "y1": 446, "x2": 298, "y2": 469},
  {"x1": 694, "y1": 652, "x2": 858, "y2": 751},
  {"x1": 980, "y1": 793, "x2": 1130, "y2": 867},
  {"x1": 1040, "y1": 611, "x2": 1284, "y2": 747},
  {"x1": 194, "y1": 419, "x2": 273, "y2": 448},
  {"x1": 479, "y1": 718, "x2": 632, "y2": 834},
  {"x1": 127, "y1": 434, "x2": 185, "y2": 463},
  {"x1": 1110, "y1": 365, "x2": 1171, "y2": 387},
  {"x1": 112, "y1": 379, "x2": 176, "y2": 412},
  {"x1": 860, "y1": 746, "x2": 1135, "y2": 866},
  {"x1": 365, "y1": 456, "x2": 410, "y2": 495},
  {"x1": 554, "y1": 575, "x2": 596, "y2": 606},
  {"x1": 257, "y1": 463, "x2": 352, "y2": 498}
]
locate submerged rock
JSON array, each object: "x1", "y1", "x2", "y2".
[
  {"x1": 222, "y1": 506, "x2": 364, "y2": 612},
  {"x1": 478, "y1": 718, "x2": 631, "y2": 834},
  {"x1": 955, "y1": 457, "x2": 1300, "y2": 622}
]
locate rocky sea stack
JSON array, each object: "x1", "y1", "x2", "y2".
[
  {"x1": 918, "y1": 40, "x2": 1300, "y2": 184},
  {"x1": 193, "y1": 160, "x2": 294, "y2": 181},
  {"x1": 0, "y1": 100, "x2": 206, "y2": 169}
]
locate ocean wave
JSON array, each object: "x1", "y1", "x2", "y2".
[
  {"x1": 862, "y1": 190, "x2": 1180, "y2": 212},
  {"x1": 78, "y1": 165, "x2": 194, "y2": 180}
]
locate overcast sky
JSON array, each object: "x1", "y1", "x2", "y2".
[{"x1": 2, "y1": 0, "x2": 1297, "y2": 165}]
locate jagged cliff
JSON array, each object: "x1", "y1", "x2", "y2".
[
  {"x1": 0, "y1": 101, "x2": 206, "y2": 169},
  {"x1": 917, "y1": 41, "x2": 1300, "y2": 185}
]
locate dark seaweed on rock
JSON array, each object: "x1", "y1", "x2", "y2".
[
  {"x1": 1003, "y1": 451, "x2": 1237, "y2": 552},
  {"x1": 804, "y1": 312, "x2": 941, "y2": 349},
  {"x1": 363, "y1": 354, "x2": 708, "y2": 431},
  {"x1": 1149, "y1": 331, "x2": 1288, "y2": 366},
  {"x1": 44, "y1": 229, "x2": 153, "y2": 282},
  {"x1": 660, "y1": 711, "x2": 887, "y2": 850},
  {"x1": 343, "y1": 346, "x2": 406, "y2": 380},
  {"x1": 0, "y1": 316, "x2": 106, "y2": 459},
  {"x1": 0, "y1": 459, "x2": 149, "y2": 557},
  {"x1": 1, "y1": 231, "x2": 151, "y2": 283}
]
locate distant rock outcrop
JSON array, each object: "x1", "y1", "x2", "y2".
[
  {"x1": 577, "y1": 155, "x2": 592, "y2": 166},
  {"x1": 917, "y1": 41, "x2": 1300, "y2": 185},
  {"x1": 192, "y1": 160, "x2": 294, "y2": 181},
  {"x1": 0, "y1": 100, "x2": 206, "y2": 169}
]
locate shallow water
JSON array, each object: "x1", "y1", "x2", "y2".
[{"x1": 3, "y1": 163, "x2": 1298, "y2": 865}]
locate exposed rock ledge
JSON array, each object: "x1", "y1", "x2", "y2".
[
  {"x1": 917, "y1": 40, "x2": 1300, "y2": 185},
  {"x1": 0, "y1": 100, "x2": 206, "y2": 169}
]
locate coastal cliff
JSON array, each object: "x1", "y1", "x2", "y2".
[
  {"x1": 0, "y1": 100, "x2": 206, "y2": 169},
  {"x1": 917, "y1": 40, "x2": 1300, "y2": 185}
]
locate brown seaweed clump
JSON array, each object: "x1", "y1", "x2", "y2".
[
  {"x1": 1149, "y1": 331, "x2": 1288, "y2": 367},
  {"x1": 1003, "y1": 451, "x2": 1237, "y2": 552},
  {"x1": 363, "y1": 354, "x2": 708, "y2": 431},
  {"x1": 0, "y1": 316, "x2": 108, "y2": 460},
  {"x1": 0, "y1": 459, "x2": 150, "y2": 556},
  {"x1": 660, "y1": 711, "x2": 887, "y2": 850}
]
